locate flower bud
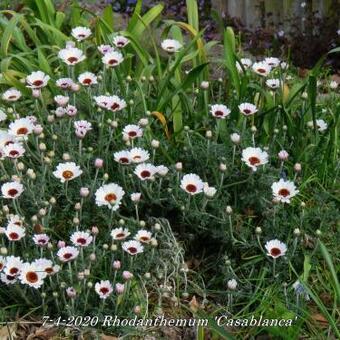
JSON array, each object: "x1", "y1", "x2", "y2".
[
  {"x1": 80, "y1": 187, "x2": 90, "y2": 197},
  {"x1": 94, "y1": 158, "x2": 104, "y2": 168}
]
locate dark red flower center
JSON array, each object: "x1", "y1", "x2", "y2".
[
  {"x1": 77, "y1": 238, "x2": 87, "y2": 245},
  {"x1": 17, "y1": 127, "x2": 28, "y2": 135},
  {"x1": 67, "y1": 57, "x2": 78, "y2": 64},
  {"x1": 108, "y1": 59, "x2": 117, "y2": 65},
  {"x1": 32, "y1": 80, "x2": 43, "y2": 86},
  {"x1": 26, "y1": 271, "x2": 38, "y2": 283},
  {"x1": 9, "y1": 232, "x2": 19, "y2": 240},
  {"x1": 278, "y1": 188, "x2": 290, "y2": 197},
  {"x1": 270, "y1": 247, "x2": 281, "y2": 257},
  {"x1": 9, "y1": 150, "x2": 19, "y2": 157},
  {"x1": 257, "y1": 68, "x2": 266, "y2": 73},
  {"x1": 105, "y1": 193, "x2": 117, "y2": 202},
  {"x1": 8, "y1": 189, "x2": 18, "y2": 197},
  {"x1": 9, "y1": 267, "x2": 19, "y2": 275},
  {"x1": 140, "y1": 170, "x2": 151, "y2": 178},
  {"x1": 249, "y1": 157, "x2": 260, "y2": 165},
  {"x1": 111, "y1": 103, "x2": 119, "y2": 110},
  {"x1": 186, "y1": 184, "x2": 197, "y2": 193},
  {"x1": 62, "y1": 170, "x2": 74, "y2": 179},
  {"x1": 63, "y1": 253, "x2": 73, "y2": 259},
  {"x1": 100, "y1": 287, "x2": 109, "y2": 294},
  {"x1": 214, "y1": 110, "x2": 224, "y2": 117},
  {"x1": 128, "y1": 247, "x2": 137, "y2": 254},
  {"x1": 83, "y1": 78, "x2": 92, "y2": 85}
]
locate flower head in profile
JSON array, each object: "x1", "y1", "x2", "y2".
[
  {"x1": 238, "y1": 103, "x2": 258, "y2": 116},
  {"x1": 236, "y1": 58, "x2": 252, "y2": 72},
  {"x1": 98, "y1": 44, "x2": 115, "y2": 55},
  {"x1": 53, "y1": 162, "x2": 82, "y2": 183},
  {"x1": 122, "y1": 240, "x2": 144, "y2": 256},
  {"x1": 266, "y1": 79, "x2": 281, "y2": 90},
  {"x1": 264, "y1": 57, "x2": 280, "y2": 68},
  {"x1": 26, "y1": 71, "x2": 50, "y2": 89},
  {"x1": 111, "y1": 227, "x2": 130, "y2": 241},
  {"x1": 134, "y1": 230, "x2": 152, "y2": 243},
  {"x1": 122, "y1": 124, "x2": 143, "y2": 140},
  {"x1": 241, "y1": 147, "x2": 268, "y2": 171},
  {"x1": 210, "y1": 104, "x2": 231, "y2": 119},
  {"x1": 307, "y1": 119, "x2": 328, "y2": 132},
  {"x1": 3, "y1": 142, "x2": 25, "y2": 159},
  {"x1": 180, "y1": 174, "x2": 204, "y2": 195},
  {"x1": 113, "y1": 35, "x2": 129, "y2": 48},
  {"x1": 271, "y1": 179, "x2": 299, "y2": 204},
  {"x1": 95, "y1": 280, "x2": 113, "y2": 299},
  {"x1": 1, "y1": 181, "x2": 24, "y2": 199},
  {"x1": 95, "y1": 183, "x2": 125, "y2": 210},
  {"x1": 129, "y1": 147, "x2": 150, "y2": 164},
  {"x1": 134, "y1": 163, "x2": 157, "y2": 181},
  {"x1": 70, "y1": 231, "x2": 93, "y2": 247},
  {"x1": 33, "y1": 258, "x2": 60, "y2": 276},
  {"x1": 71, "y1": 26, "x2": 92, "y2": 41},
  {"x1": 56, "y1": 78, "x2": 74, "y2": 90},
  {"x1": 58, "y1": 47, "x2": 86, "y2": 65},
  {"x1": 102, "y1": 51, "x2": 124, "y2": 67},
  {"x1": 3, "y1": 256, "x2": 23, "y2": 276},
  {"x1": 57, "y1": 246, "x2": 79, "y2": 262},
  {"x1": 114, "y1": 150, "x2": 131, "y2": 165},
  {"x1": 161, "y1": 39, "x2": 182, "y2": 53},
  {"x1": 265, "y1": 239, "x2": 287, "y2": 258},
  {"x1": 78, "y1": 72, "x2": 97, "y2": 86},
  {"x1": 2, "y1": 88, "x2": 22, "y2": 102},
  {"x1": 74, "y1": 120, "x2": 92, "y2": 138},
  {"x1": 252, "y1": 62, "x2": 271, "y2": 76},
  {"x1": 33, "y1": 234, "x2": 50, "y2": 247}
]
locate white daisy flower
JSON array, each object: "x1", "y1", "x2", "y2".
[
  {"x1": 266, "y1": 79, "x2": 281, "y2": 90},
  {"x1": 129, "y1": 147, "x2": 150, "y2": 163},
  {"x1": 54, "y1": 95, "x2": 69, "y2": 106},
  {"x1": 2, "y1": 142, "x2": 25, "y2": 159},
  {"x1": 95, "y1": 280, "x2": 113, "y2": 299},
  {"x1": 236, "y1": 58, "x2": 252, "y2": 72},
  {"x1": 112, "y1": 35, "x2": 129, "y2": 48},
  {"x1": 161, "y1": 39, "x2": 182, "y2": 53},
  {"x1": 134, "y1": 230, "x2": 152, "y2": 243},
  {"x1": 203, "y1": 184, "x2": 217, "y2": 198},
  {"x1": 78, "y1": 72, "x2": 98, "y2": 86},
  {"x1": 130, "y1": 192, "x2": 141, "y2": 203},
  {"x1": 265, "y1": 239, "x2": 287, "y2": 258},
  {"x1": 1, "y1": 181, "x2": 24, "y2": 199},
  {"x1": 58, "y1": 47, "x2": 86, "y2": 65},
  {"x1": 74, "y1": 120, "x2": 92, "y2": 138},
  {"x1": 2, "y1": 88, "x2": 22, "y2": 102},
  {"x1": 210, "y1": 104, "x2": 231, "y2": 119},
  {"x1": 241, "y1": 147, "x2": 269, "y2": 171},
  {"x1": 19, "y1": 262, "x2": 47, "y2": 288},
  {"x1": 57, "y1": 246, "x2": 79, "y2": 262},
  {"x1": 55, "y1": 107, "x2": 66, "y2": 117},
  {"x1": 106, "y1": 95, "x2": 127, "y2": 112},
  {"x1": 180, "y1": 174, "x2": 204, "y2": 195},
  {"x1": 66, "y1": 104, "x2": 77, "y2": 117},
  {"x1": 98, "y1": 44, "x2": 115, "y2": 55},
  {"x1": 8, "y1": 117, "x2": 34, "y2": 139},
  {"x1": 0, "y1": 132, "x2": 15, "y2": 152},
  {"x1": 71, "y1": 26, "x2": 92, "y2": 41},
  {"x1": 56, "y1": 78, "x2": 74, "y2": 90},
  {"x1": 122, "y1": 124, "x2": 143, "y2": 140},
  {"x1": 111, "y1": 227, "x2": 130, "y2": 241},
  {"x1": 3, "y1": 256, "x2": 23, "y2": 276},
  {"x1": 26, "y1": 71, "x2": 50, "y2": 89},
  {"x1": 0, "y1": 273, "x2": 17, "y2": 285},
  {"x1": 95, "y1": 183, "x2": 125, "y2": 210},
  {"x1": 156, "y1": 165, "x2": 169, "y2": 177},
  {"x1": 264, "y1": 57, "x2": 280, "y2": 68},
  {"x1": 307, "y1": 119, "x2": 328, "y2": 132},
  {"x1": 102, "y1": 51, "x2": 124, "y2": 67},
  {"x1": 122, "y1": 240, "x2": 144, "y2": 256},
  {"x1": 53, "y1": 162, "x2": 83, "y2": 183},
  {"x1": 5, "y1": 225, "x2": 25, "y2": 241},
  {"x1": 114, "y1": 150, "x2": 131, "y2": 164},
  {"x1": 238, "y1": 103, "x2": 258, "y2": 116},
  {"x1": 7, "y1": 214, "x2": 24, "y2": 228},
  {"x1": 32, "y1": 258, "x2": 60, "y2": 275},
  {"x1": 33, "y1": 234, "x2": 50, "y2": 247},
  {"x1": 271, "y1": 179, "x2": 299, "y2": 204},
  {"x1": 70, "y1": 231, "x2": 93, "y2": 247},
  {"x1": 252, "y1": 62, "x2": 271, "y2": 76},
  {"x1": 134, "y1": 163, "x2": 157, "y2": 181}
]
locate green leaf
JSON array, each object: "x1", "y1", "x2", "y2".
[
  {"x1": 1, "y1": 15, "x2": 20, "y2": 56},
  {"x1": 102, "y1": 5, "x2": 114, "y2": 32}
]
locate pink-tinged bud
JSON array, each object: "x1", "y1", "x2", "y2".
[
  {"x1": 278, "y1": 150, "x2": 289, "y2": 161},
  {"x1": 75, "y1": 128, "x2": 86, "y2": 139},
  {"x1": 91, "y1": 226, "x2": 99, "y2": 235},
  {"x1": 33, "y1": 125, "x2": 43, "y2": 135},
  {"x1": 294, "y1": 163, "x2": 302, "y2": 172},
  {"x1": 80, "y1": 187, "x2": 90, "y2": 197},
  {"x1": 113, "y1": 260, "x2": 121, "y2": 270},
  {"x1": 130, "y1": 192, "x2": 141, "y2": 203},
  {"x1": 71, "y1": 83, "x2": 80, "y2": 92},
  {"x1": 57, "y1": 240, "x2": 66, "y2": 248},
  {"x1": 94, "y1": 158, "x2": 104, "y2": 168},
  {"x1": 66, "y1": 41, "x2": 76, "y2": 48},
  {"x1": 89, "y1": 253, "x2": 96, "y2": 261},
  {"x1": 32, "y1": 89, "x2": 41, "y2": 98},
  {"x1": 66, "y1": 287, "x2": 77, "y2": 298},
  {"x1": 122, "y1": 271, "x2": 133, "y2": 280},
  {"x1": 175, "y1": 162, "x2": 183, "y2": 171},
  {"x1": 115, "y1": 283, "x2": 125, "y2": 294}
]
